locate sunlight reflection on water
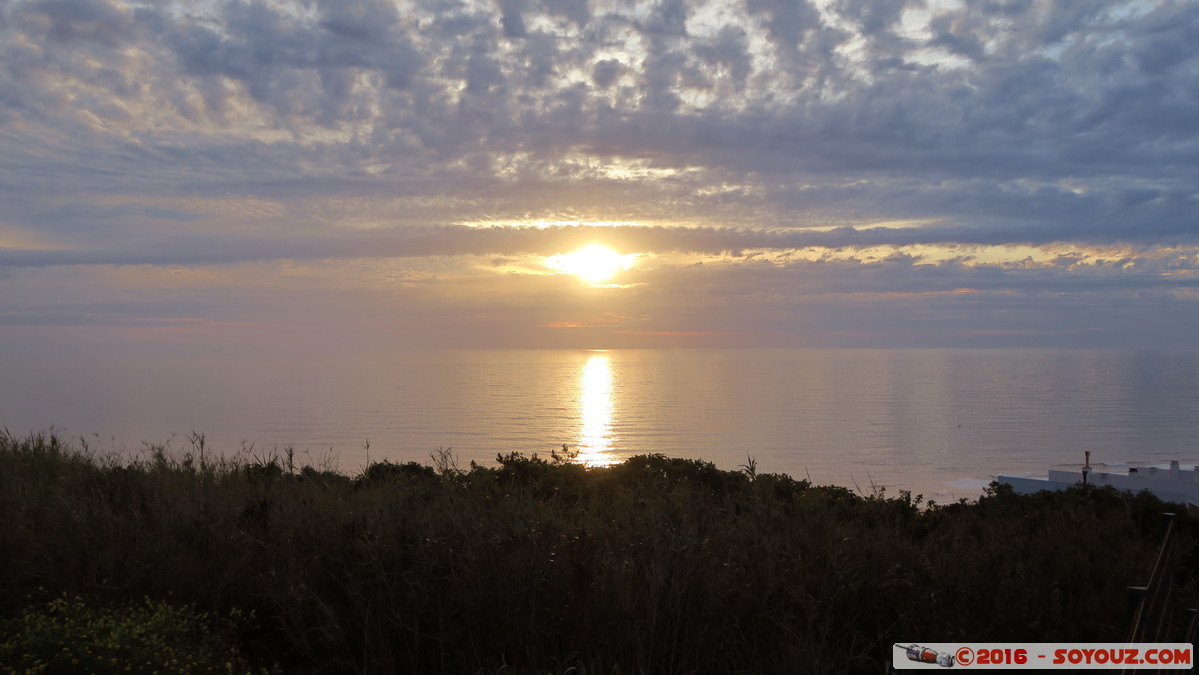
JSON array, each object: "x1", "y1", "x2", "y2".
[{"x1": 577, "y1": 351, "x2": 618, "y2": 466}]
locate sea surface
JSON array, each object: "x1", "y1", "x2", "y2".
[{"x1": 3, "y1": 348, "x2": 1198, "y2": 501}]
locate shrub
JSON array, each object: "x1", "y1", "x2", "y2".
[
  {"x1": 0, "y1": 595, "x2": 264, "y2": 674},
  {"x1": 2, "y1": 432, "x2": 1197, "y2": 674}
]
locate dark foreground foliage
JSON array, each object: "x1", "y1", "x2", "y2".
[{"x1": 1, "y1": 431, "x2": 1197, "y2": 674}]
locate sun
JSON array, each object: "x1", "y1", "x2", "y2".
[{"x1": 546, "y1": 244, "x2": 632, "y2": 283}]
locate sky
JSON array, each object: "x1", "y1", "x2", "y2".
[{"x1": 1, "y1": 0, "x2": 1198, "y2": 353}]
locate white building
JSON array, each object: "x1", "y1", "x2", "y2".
[{"x1": 999, "y1": 458, "x2": 1199, "y2": 508}]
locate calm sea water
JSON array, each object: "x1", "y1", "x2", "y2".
[{"x1": 3, "y1": 349, "x2": 1198, "y2": 500}]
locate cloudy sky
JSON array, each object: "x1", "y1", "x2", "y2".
[{"x1": 2, "y1": 0, "x2": 1197, "y2": 352}]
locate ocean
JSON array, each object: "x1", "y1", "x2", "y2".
[{"x1": 4, "y1": 348, "x2": 1198, "y2": 501}]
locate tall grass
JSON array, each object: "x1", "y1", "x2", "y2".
[{"x1": 1, "y1": 430, "x2": 1195, "y2": 674}]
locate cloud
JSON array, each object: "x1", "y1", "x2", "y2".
[{"x1": 1, "y1": 0, "x2": 1197, "y2": 347}]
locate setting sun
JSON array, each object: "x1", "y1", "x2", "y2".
[{"x1": 546, "y1": 244, "x2": 633, "y2": 283}]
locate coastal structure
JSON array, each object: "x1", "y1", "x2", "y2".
[{"x1": 998, "y1": 453, "x2": 1199, "y2": 509}]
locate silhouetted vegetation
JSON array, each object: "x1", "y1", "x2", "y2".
[{"x1": 2, "y1": 430, "x2": 1196, "y2": 674}]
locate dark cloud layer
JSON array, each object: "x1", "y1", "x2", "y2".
[{"x1": 1, "y1": 217, "x2": 1195, "y2": 269}]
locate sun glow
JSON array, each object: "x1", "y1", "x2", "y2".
[{"x1": 546, "y1": 244, "x2": 633, "y2": 283}]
